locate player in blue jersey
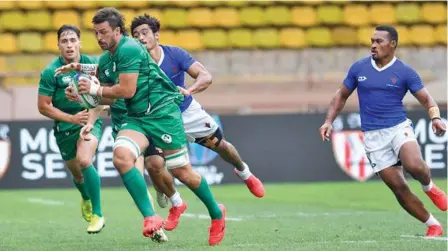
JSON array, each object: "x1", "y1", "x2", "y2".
[
  {"x1": 320, "y1": 26, "x2": 446, "y2": 237},
  {"x1": 129, "y1": 14, "x2": 265, "y2": 230}
]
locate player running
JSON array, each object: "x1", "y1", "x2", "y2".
[
  {"x1": 319, "y1": 25, "x2": 447, "y2": 237},
  {"x1": 129, "y1": 14, "x2": 264, "y2": 215},
  {"x1": 57, "y1": 8, "x2": 226, "y2": 245},
  {"x1": 37, "y1": 25, "x2": 104, "y2": 234}
]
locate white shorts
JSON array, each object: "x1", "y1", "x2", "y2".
[
  {"x1": 182, "y1": 99, "x2": 219, "y2": 142},
  {"x1": 364, "y1": 119, "x2": 417, "y2": 173}
]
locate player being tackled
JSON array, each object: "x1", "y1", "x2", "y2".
[{"x1": 320, "y1": 25, "x2": 447, "y2": 237}]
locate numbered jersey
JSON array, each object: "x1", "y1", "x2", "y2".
[
  {"x1": 98, "y1": 36, "x2": 183, "y2": 119},
  {"x1": 38, "y1": 54, "x2": 98, "y2": 132}
]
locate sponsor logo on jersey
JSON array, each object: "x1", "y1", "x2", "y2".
[
  {"x1": 161, "y1": 134, "x2": 172, "y2": 144},
  {"x1": 358, "y1": 76, "x2": 367, "y2": 82},
  {"x1": 0, "y1": 124, "x2": 11, "y2": 180},
  {"x1": 62, "y1": 76, "x2": 71, "y2": 84}
]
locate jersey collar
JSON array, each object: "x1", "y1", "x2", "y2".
[
  {"x1": 371, "y1": 56, "x2": 397, "y2": 72},
  {"x1": 157, "y1": 45, "x2": 165, "y2": 67}
]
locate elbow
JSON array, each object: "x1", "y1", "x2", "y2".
[
  {"x1": 38, "y1": 103, "x2": 47, "y2": 115},
  {"x1": 122, "y1": 89, "x2": 135, "y2": 99},
  {"x1": 202, "y1": 72, "x2": 212, "y2": 87}
]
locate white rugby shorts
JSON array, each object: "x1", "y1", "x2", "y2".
[{"x1": 182, "y1": 99, "x2": 219, "y2": 142}]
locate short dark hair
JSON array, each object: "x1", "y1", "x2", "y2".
[
  {"x1": 92, "y1": 7, "x2": 127, "y2": 35},
  {"x1": 57, "y1": 25, "x2": 80, "y2": 41},
  {"x1": 375, "y1": 25, "x2": 398, "y2": 48},
  {"x1": 130, "y1": 14, "x2": 161, "y2": 34}
]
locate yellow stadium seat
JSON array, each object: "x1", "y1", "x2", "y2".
[
  {"x1": 279, "y1": 28, "x2": 306, "y2": 48},
  {"x1": 0, "y1": 33, "x2": 17, "y2": 53},
  {"x1": 3, "y1": 77, "x2": 30, "y2": 88},
  {"x1": 96, "y1": 1, "x2": 125, "y2": 8},
  {"x1": 82, "y1": 10, "x2": 96, "y2": 30},
  {"x1": 214, "y1": 8, "x2": 240, "y2": 28},
  {"x1": 228, "y1": 29, "x2": 253, "y2": 48},
  {"x1": 163, "y1": 9, "x2": 188, "y2": 28},
  {"x1": 333, "y1": 0, "x2": 349, "y2": 4},
  {"x1": 201, "y1": 29, "x2": 228, "y2": 49},
  {"x1": 26, "y1": 11, "x2": 52, "y2": 31},
  {"x1": 76, "y1": 1, "x2": 97, "y2": 9},
  {"x1": 173, "y1": 1, "x2": 199, "y2": 7},
  {"x1": 135, "y1": 9, "x2": 163, "y2": 24},
  {"x1": 44, "y1": 1, "x2": 73, "y2": 8},
  {"x1": 159, "y1": 30, "x2": 177, "y2": 46},
  {"x1": 124, "y1": 1, "x2": 149, "y2": 8},
  {"x1": 422, "y1": 3, "x2": 446, "y2": 24},
  {"x1": 344, "y1": 4, "x2": 369, "y2": 26},
  {"x1": 43, "y1": 32, "x2": 59, "y2": 53},
  {"x1": 317, "y1": 5, "x2": 343, "y2": 24},
  {"x1": 53, "y1": 10, "x2": 80, "y2": 30},
  {"x1": 357, "y1": 27, "x2": 373, "y2": 46},
  {"x1": 240, "y1": 7, "x2": 266, "y2": 27},
  {"x1": 120, "y1": 9, "x2": 137, "y2": 28},
  {"x1": 291, "y1": 7, "x2": 317, "y2": 27},
  {"x1": 0, "y1": 57, "x2": 6, "y2": 72},
  {"x1": 265, "y1": 6, "x2": 291, "y2": 26},
  {"x1": 252, "y1": 1, "x2": 273, "y2": 5},
  {"x1": 0, "y1": 1, "x2": 15, "y2": 10},
  {"x1": 18, "y1": 32, "x2": 43, "y2": 53},
  {"x1": 435, "y1": 25, "x2": 447, "y2": 45},
  {"x1": 176, "y1": 30, "x2": 203, "y2": 51},
  {"x1": 303, "y1": 0, "x2": 323, "y2": 5},
  {"x1": 201, "y1": 1, "x2": 221, "y2": 6},
  {"x1": 395, "y1": 26, "x2": 411, "y2": 46},
  {"x1": 253, "y1": 28, "x2": 279, "y2": 48},
  {"x1": 80, "y1": 30, "x2": 100, "y2": 54},
  {"x1": 149, "y1": 1, "x2": 169, "y2": 7},
  {"x1": 224, "y1": 1, "x2": 247, "y2": 7},
  {"x1": 410, "y1": 25, "x2": 435, "y2": 46},
  {"x1": 396, "y1": 3, "x2": 421, "y2": 24},
  {"x1": 369, "y1": 4, "x2": 396, "y2": 25},
  {"x1": 14, "y1": 56, "x2": 35, "y2": 72},
  {"x1": 332, "y1": 27, "x2": 358, "y2": 46},
  {"x1": 188, "y1": 8, "x2": 214, "y2": 28},
  {"x1": 17, "y1": 1, "x2": 43, "y2": 9},
  {"x1": 2, "y1": 11, "x2": 26, "y2": 31},
  {"x1": 306, "y1": 27, "x2": 333, "y2": 47}
]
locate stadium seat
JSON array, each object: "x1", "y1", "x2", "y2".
[
  {"x1": 176, "y1": 30, "x2": 203, "y2": 51},
  {"x1": 214, "y1": 8, "x2": 240, "y2": 28},
  {"x1": 159, "y1": 30, "x2": 177, "y2": 46},
  {"x1": 18, "y1": 32, "x2": 43, "y2": 53},
  {"x1": 2, "y1": 11, "x2": 27, "y2": 31},
  {"x1": 303, "y1": 0, "x2": 323, "y2": 5},
  {"x1": 395, "y1": 26, "x2": 411, "y2": 46},
  {"x1": 120, "y1": 9, "x2": 137, "y2": 27},
  {"x1": 43, "y1": 32, "x2": 59, "y2": 53},
  {"x1": 306, "y1": 27, "x2": 333, "y2": 47},
  {"x1": 317, "y1": 5, "x2": 343, "y2": 24},
  {"x1": 173, "y1": 1, "x2": 199, "y2": 7},
  {"x1": 0, "y1": 33, "x2": 18, "y2": 53},
  {"x1": 240, "y1": 7, "x2": 266, "y2": 27},
  {"x1": 421, "y1": 3, "x2": 446, "y2": 24},
  {"x1": 252, "y1": 1, "x2": 273, "y2": 5},
  {"x1": 201, "y1": 1, "x2": 221, "y2": 6},
  {"x1": 53, "y1": 10, "x2": 80, "y2": 30},
  {"x1": 279, "y1": 28, "x2": 307, "y2": 48},
  {"x1": 265, "y1": 6, "x2": 292, "y2": 26},
  {"x1": 435, "y1": 25, "x2": 447, "y2": 45},
  {"x1": 369, "y1": 4, "x2": 396, "y2": 25},
  {"x1": 135, "y1": 9, "x2": 163, "y2": 23},
  {"x1": 163, "y1": 9, "x2": 188, "y2": 28},
  {"x1": 188, "y1": 8, "x2": 214, "y2": 28},
  {"x1": 44, "y1": 1, "x2": 73, "y2": 8},
  {"x1": 124, "y1": 1, "x2": 148, "y2": 8},
  {"x1": 224, "y1": 1, "x2": 247, "y2": 7},
  {"x1": 253, "y1": 28, "x2": 279, "y2": 48},
  {"x1": 80, "y1": 30, "x2": 100, "y2": 54},
  {"x1": 76, "y1": 1, "x2": 97, "y2": 9},
  {"x1": 149, "y1": 1, "x2": 169, "y2": 7},
  {"x1": 291, "y1": 7, "x2": 317, "y2": 27},
  {"x1": 228, "y1": 29, "x2": 253, "y2": 48},
  {"x1": 396, "y1": 3, "x2": 421, "y2": 24},
  {"x1": 17, "y1": 1, "x2": 43, "y2": 9},
  {"x1": 0, "y1": 1, "x2": 15, "y2": 10},
  {"x1": 201, "y1": 29, "x2": 228, "y2": 49},
  {"x1": 14, "y1": 56, "x2": 36, "y2": 72},
  {"x1": 343, "y1": 4, "x2": 369, "y2": 26},
  {"x1": 26, "y1": 11, "x2": 52, "y2": 31},
  {"x1": 332, "y1": 27, "x2": 358, "y2": 46},
  {"x1": 96, "y1": 1, "x2": 125, "y2": 8},
  {"x1": 410, "y1": 25, "x2": 435, "y2": 46},
  {"x1": 357, "y1": 27, "x2": 373, "y2": 46},
  {"x1": 82, "y1": 10, "x2": 96, "y2": 30},
  {"x1": 3, "y1": 77, "x2": 30, "y2": 88},
  {"x1": 0, "y1": 56, "x2": 6, "y2": 72}
]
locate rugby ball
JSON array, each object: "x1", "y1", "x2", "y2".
[{"x1": 72, "y1": 73, "x2": 101, "y2": 109}]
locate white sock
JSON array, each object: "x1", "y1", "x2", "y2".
[
  {"x1": 235, "y1": 162, "x2": 252, "y2": 180},
  {"x1": 169, "y1": 191, "x2": 182, "y2": 207},
  {"x1": 424, "y1": 214, "x2": 440, "y2": 227},
  {"x1": 422, "y1": 180, "x2": 434, "y2": 192}
]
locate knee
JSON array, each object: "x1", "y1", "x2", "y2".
[
  {"x1": 113, "y1": 148, "x2": 135, "y2": 171},
  {"x1": 145, "y1": 156, "x2": 165, "y2": 173},
  {"x1": 404, "y1": 157, "x2": 426, "y2": 172},
  {"x1": 171, "y1": 168, "x2": 194, "y2": 184},
  {"x1": 77, "y1": 155, "x2": 92, "y2": 169},
  {"x1": 391, "y1": 183, "x2": 411, "y2": 197}
]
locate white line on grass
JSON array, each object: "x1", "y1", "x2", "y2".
[
  {"x1": 400, "y1": 235, "x2": 448, "y2": 241},
  {"x1": 183, "y1": 213, "x2": 243, "y2": 222},
  {"x1": 27, "y1": 198, "x2": 65, "y2": 206}
]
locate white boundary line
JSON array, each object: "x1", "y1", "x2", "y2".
[
  {"x1": 27, "y1": 198, "x2": 65, "y2": 206},
  {"x1": 401, "y1": 235, "x2": 448, "y2": 241}
]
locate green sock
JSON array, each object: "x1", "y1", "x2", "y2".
[
  {"x1": 121, "y1": 167, "x2": 154, "y2": 218},
  {"x1": 191, "y1": 176, "x2": 222, "y2": 219},
  {"x1": 72, "y1": 178, "x2": 90, "y2": 201},
  {"x1": 82, "y1": 165, "x2": 102, "y2": 217}
]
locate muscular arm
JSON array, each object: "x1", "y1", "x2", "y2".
[
  {"x1": 100, "y1": 73, "x2": 137, "y2": 99},
  {"x1": 186, "y1": 61, "x2": 212, "y2": 94},
  {"x1": 38, "y1": 95, "x2": 75, "y2": 124},
  {"x1": 413, "y1": 88, "x2": 442, "y2": 120},
  {"x1": 324, "y1": 85, "x2": 354, "y2": 124}
]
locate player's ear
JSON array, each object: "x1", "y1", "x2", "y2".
[
  {"x1": 155, "y1": 32, "x2": 159, "y2": 41},
  {"x1": 391, "y1": 40, "x2": 397, "y2": 48}
]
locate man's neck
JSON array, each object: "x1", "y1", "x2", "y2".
[
  {"x1": 149, "y1": 45, "x2": 162, "y2": 64},
  {"x1": 63, "y1": 53, "x2": 80, "y2": 65},
  {"x1": 374, "y1": 54, "x2": 395, "y2": 69},
  {"x1": 109, "y1": 35, "x2": 122, "y2": 55}
]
